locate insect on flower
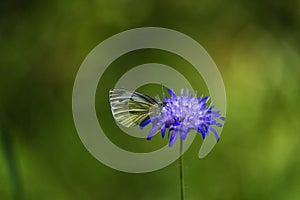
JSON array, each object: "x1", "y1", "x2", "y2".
[{"x1": 109, "y1": 88, "x2": 225, "y2": 147}]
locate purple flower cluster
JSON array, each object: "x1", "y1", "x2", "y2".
[{"x1": 140, "y1": 88, "x2": 225, "y2": 147}]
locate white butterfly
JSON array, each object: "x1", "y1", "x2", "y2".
[{"x1": 109, "y1": 88, "x2": 165, "y2": 127}]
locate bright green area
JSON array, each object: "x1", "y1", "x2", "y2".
[{"x1": 1, "y1": 0, "x2": 300, "y2": 199}]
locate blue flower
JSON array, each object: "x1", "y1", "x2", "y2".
[{"x1": 140, "y1": 88, "x2": 225, "y2": 147}]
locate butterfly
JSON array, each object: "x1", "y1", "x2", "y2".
[{"x1": 109, "y1": 88, "x2": 165, "y2": 128}]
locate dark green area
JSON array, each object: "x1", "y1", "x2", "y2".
[{"x1": 1, "y1": 0, "x2": 300, "y2": 199}]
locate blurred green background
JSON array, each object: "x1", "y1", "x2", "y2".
[{"x1": 1, "y1": 0, "x2": 300, "y2": 199}]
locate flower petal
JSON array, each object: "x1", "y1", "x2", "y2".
[
  {"x1": 140, "y1": 118, "x2": 152, "y2": 129},
  {"x1": 147, "y1": 126, "x2": 158, "y2": 140},
  {"x1": 180, "y1": 128, "x2": 188, "y2": 140},
  {"x1": 198, "y1": 125, "x2": 206, "y2": 139},
  {"x1": 169, "y1": 129, "x2": 178, "y2": 147},
  {"x1": 204, "y1": 125, "x2": 208, "y2": 134},
  {"x1": 199, "y1": 96, "x2": 209, "y2": 104},
  {"x1": 161, "y1": 124, "x2": 166, "y2": 138},
  {"x1": 216, "y1": 122, "x2": 223, "y2": 127},
  {"x1": 168, "y1": 127, "x2": 172, "y2": 138},
  {"x1": 180, "y1": 88, "x2": 184, "y2": 95},
  {"x1": 167, "y1": 88, "x2": 177, "y2": 99},
  {"x1": 209, "y1": 127, "x2": 219, "y2": 142}
]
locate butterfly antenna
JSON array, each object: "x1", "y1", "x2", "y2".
[{"x1": 161, "y1": 83, "x2": 166, "y2": 99}]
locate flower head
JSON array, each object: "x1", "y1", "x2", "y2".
[{"x1": 140, "y1": 88, "x2": 225, "y2": 147}]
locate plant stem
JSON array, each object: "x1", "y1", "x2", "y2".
[
  {"x1": 179, "y1": 139, "x2": 185, "y2": 200},
  {"x1": 0, "y1": 122, "x2": 23, "y2": 200}
]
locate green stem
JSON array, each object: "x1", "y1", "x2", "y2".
[
  {"x1": 0, "y1": 122, "x2": 23, "y2": 200},
  {"x1": 179, "y1": 140, "x2": 185, "y2": 200}
]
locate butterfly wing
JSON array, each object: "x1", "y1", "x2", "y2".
[{"x1": 109, "y1": 88, "x2": 160, "y2": 127}]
